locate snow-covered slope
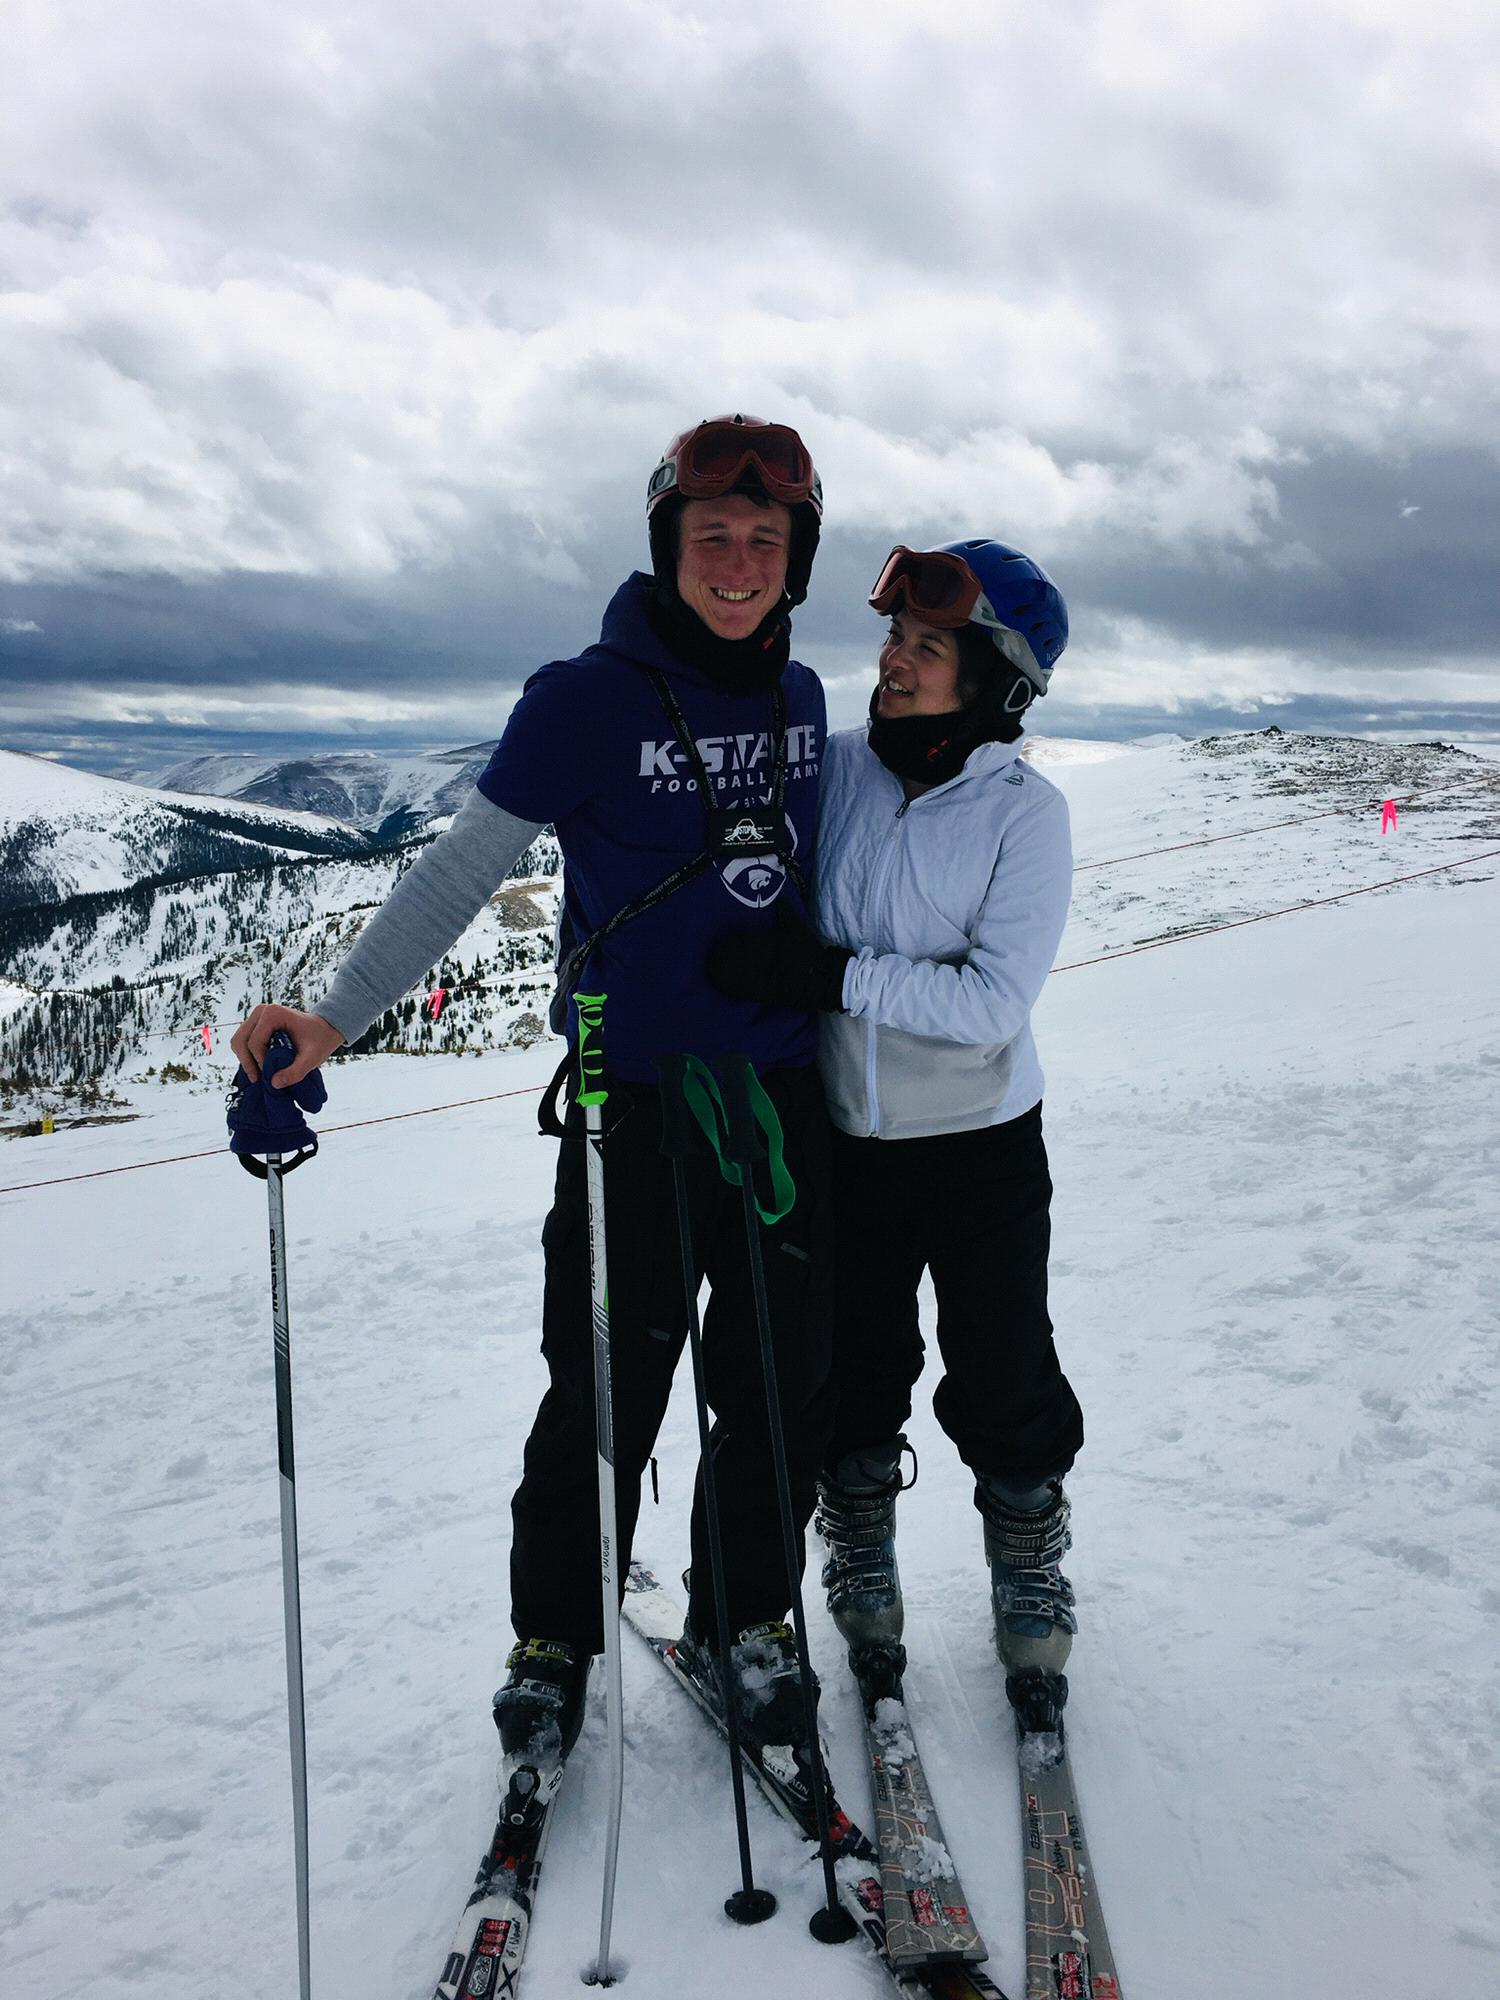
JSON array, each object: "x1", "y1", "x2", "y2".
[
  {"x1": 2, "y1": 729, "x2": 1495, "y2": 2000},
  {"x1": 1021, "y1": 732, "x2": 1154, "y2": 770},
  {"x1": 0, "y1": 747, "x2": 370, "y2": 914},
  {"x1": 1062, "y1": 727, "x2": 1499, "y2": 956}
]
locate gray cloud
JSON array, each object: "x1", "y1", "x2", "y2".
[
  {"x1": 1067, "y1": 444, "x2": 1500, "y2": 653},
  {"x1": 2, "y1": 0, "x2": 1497, "y2": 772}
]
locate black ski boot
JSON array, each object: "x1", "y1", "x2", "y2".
[
  {"x1": 977, "y1": 1476, "x2": 1076, "y2": 1730},
  {"x1": 816, "y1": 1437, "x2": 911, "y2": 1694},
  {"x1": 677, "y1": 1617, "x2": 830, "y2": 1820},
  {"x1": 491, "y1": 1637, "x2": 589, "y2": 1829}
]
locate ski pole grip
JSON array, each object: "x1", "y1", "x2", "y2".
[
  {"x1": 719, "y1": 1054, "x2": 767, "y2": 1169},
  {"x1": 656, "y1": 1055, "x2": 697, "y2": 1161},
  {"x1": 575, "y1": 992, "x2": 608, "y2": 1108}
]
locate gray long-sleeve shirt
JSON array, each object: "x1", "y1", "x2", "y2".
[{"x1": 315, "y1": 789, "x2": 545, "y2": 1043}]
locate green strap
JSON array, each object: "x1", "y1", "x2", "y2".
[
  {"x1": 679, "y1": 1055, "x2": 796, "y2": 1227},
  {"x1": 575, "y1": 992, "x2": 608, "y2": 1107}
]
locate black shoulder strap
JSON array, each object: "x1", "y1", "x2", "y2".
[
  {"x1": 645, "y1": 664, "x2": 717, "y2": 800},
  {"x1": 639, "y1": 664, "x2": 806, "y2": 889}
]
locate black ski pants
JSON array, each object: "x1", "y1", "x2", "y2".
[
  {"x1": 509, "y1": 1065, "x2": 835, "y2": 1655},
  {"x1": 824, "y1": 1103, "x2": 1083, "y2": 1490}
]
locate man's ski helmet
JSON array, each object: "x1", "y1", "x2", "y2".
[
  {"x1": 647, "y1": 413, "x2": 823, "y2": 607},
  {"x1": 869, "y1": 538, "x2": 1068, "y2": 711}
]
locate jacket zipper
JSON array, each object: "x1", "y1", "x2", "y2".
[{"x1": 861, "y1": 794, "x2": 914, "y2": 1137}]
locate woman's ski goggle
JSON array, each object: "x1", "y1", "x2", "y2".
[
  {"x1": 648, "y1": 418, "x2": 822, "y2": 515},
  {"x1": 870, "y1": 544, "x2": 1045, "y2": 700},
  {"x1": 868, "y1": 546, "x2": 985, "y2": 625}
]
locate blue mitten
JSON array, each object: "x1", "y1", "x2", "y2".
[{"x1": 227, "y1": 1030, "x2": 328, "y2": 1174}]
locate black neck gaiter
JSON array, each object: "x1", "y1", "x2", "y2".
[
  {"x1": 866, "y1": 679, "x2": 1026, "y2": 785},
  {"x1": 866, "y1": 690, "x2": 977, "y2": 786},
  {"x1": 646, "y1": 587, "x2": 791, "y2": 695}
]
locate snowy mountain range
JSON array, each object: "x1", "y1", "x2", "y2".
[
  {"x1": 3, "y1": 727, "x2": 1495, "y2": 1092},
  {"x1": 0, "y1": 748, "x2": 375, "y2": 916},
  {"x1": 131, "y1": 742, "x2": 500, "y2": 836},
  {"x1": 0, "y1": 746, "x2": 558, "y2": 1083}
]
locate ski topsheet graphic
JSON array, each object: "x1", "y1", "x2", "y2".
[
  {"x1": 1015, "y1": 1716, "x2": 1123, "y2": 1999},
  {"x1": 853, "y1": 1662, "x2": 990, "y2": 1975}
]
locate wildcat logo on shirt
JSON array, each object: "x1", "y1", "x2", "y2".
[
  {"x1": 721, "y1": 814, "x2": 801, "y2": 909},
  {"x1": 639, "y1": 723, "x2": 820, "y2": 795}
]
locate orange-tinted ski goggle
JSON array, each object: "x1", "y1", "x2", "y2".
[
  {"x1": 648, "y1": 418, "x2": 821, "y2": 514},
  {"x1": 868, "y1": 546, "x2": 984, "y2": 625}
]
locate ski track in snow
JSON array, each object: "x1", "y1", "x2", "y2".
[{"x1": 3, "y1": 740, "x2": 1499, "y2": 1998}]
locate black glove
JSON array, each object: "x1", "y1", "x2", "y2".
[
  {"x1": 706, "y1": 907, "x2": 852, "y2": 1013},
  {"x1": 226, "y1": 1029, "x2": 328, "y2": 1173}
]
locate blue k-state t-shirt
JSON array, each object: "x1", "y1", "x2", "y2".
[{"x1": 477, "y1": 573, "x2": 826, "y2": 1084}]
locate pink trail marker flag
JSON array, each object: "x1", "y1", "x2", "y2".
[
  {"x1": 428, "y1": 987, "x2": 447, "y2": 1020},
  {"x1": 1381, "y1": 799, "x2": 1398, "y2": 833},
  {"x1": 201, "y1": 1024, "x2": 213, "y2": 1052}
]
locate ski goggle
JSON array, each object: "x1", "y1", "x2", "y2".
[
  {"x1": 648, "y1": 419, "x2": 822, "y2": 515},
  {"x1": 868, "y1": 546, "x2": 985, "y2": 626},
  {"x1": 870, "y1": 544, "x2": 1046, "y2": 698}
]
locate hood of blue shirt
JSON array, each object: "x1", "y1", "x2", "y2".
[{"x1": 592, "y1": 571, "x2": 792, "y2": 691}]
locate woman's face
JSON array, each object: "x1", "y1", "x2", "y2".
[{"x1": 877, "y1": 610, "x2": 964, "y2": 718}]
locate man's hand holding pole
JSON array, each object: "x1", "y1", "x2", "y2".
[{"x1": 231, "y1": 1005, "x2": 345, "y2": 1086}]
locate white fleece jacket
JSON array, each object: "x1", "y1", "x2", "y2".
[{"x1": 814, "y1": 729, "x2": 1072, "y2": 1140}]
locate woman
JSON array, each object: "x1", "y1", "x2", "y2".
[{"x1": 710, "y1": 537, "x2": 1080, "y2": 1708}]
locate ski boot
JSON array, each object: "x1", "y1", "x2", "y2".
[
  {"x1": 977, "y1": 1475, "x2": 1076, "y2": 1734},
  {"x1": 816, "y1": 1436, "x2": 911, "y2": 1699},
  {"x1": 676, "y1": 1617, "x2": 831, "y2": 1826},
  {"x1": 491, "y1": 1637, "x2": 589, "y2": 1830}
]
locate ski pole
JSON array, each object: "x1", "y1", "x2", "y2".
[
  {"x1": 576, "y1": 994, "x2": 626, "y2": 1988},
  {"x1": 718, "y1": 1055, "x2": 856, "y2": 1947},
  {"x1": 266, "y1": 1151, "x2": 313, "y2": 2000},
  {"x1": 227, "y1": 1026, "x2": 326, "y2": 2000},
  {"x1": 657, "y1": 1056, "x2": 776, "y2": 1927}
]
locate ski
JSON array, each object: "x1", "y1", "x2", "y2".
[
  {"x1": 1011, "y1": 1681, "x2": 1124, "y2": 2000},
  {"x1": 849, "y1": 1646, "x2": 990, "y2": 1977},
  {"x1": 432, "y1": 1783, "x2": 562, "y2": 2000},
  {"x1": 623, "y1": 1561, "x2": 1012, "y2": 2000}
]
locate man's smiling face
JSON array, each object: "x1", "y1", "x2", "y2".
[{"x1": 675, "y1": 494, "x2": 792, "y2": 639}]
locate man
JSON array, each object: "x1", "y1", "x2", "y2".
[{"x1": 231, "y1": 415, "x2": 852, "y2": 1811}]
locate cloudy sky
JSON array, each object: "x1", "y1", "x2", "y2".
[{"x1": 2, "y1": 0, "x2": 1498, "y2": 775}]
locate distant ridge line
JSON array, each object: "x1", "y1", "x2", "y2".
[{"x1": 1072, "y1": 771, "x2": 1497, "y2": 872}]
